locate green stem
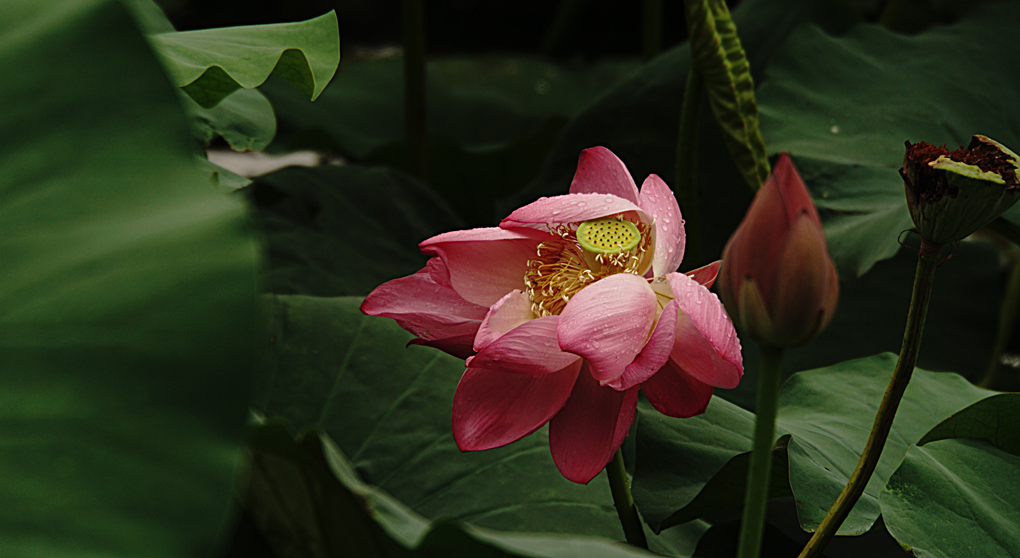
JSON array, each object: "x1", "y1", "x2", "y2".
[
  {"x1": 987, "y1": 216, "x2": 1020, "y2": 248},
  {"x1": 736, "y1": 344, "x2": 784, "y2": 558},
  {"x1": 402, "y1": 0, "x2": 428, "y2": 183},
  {"x1": 606, "y1": 449, "x2": 648, "y2": 549},
  {"x1": 675, "y1": 67, "x2": 703, "y2": 268},
  {"x1": 979, "y1": 246, "x2": 1020, "y2": 388},
  {"x1": 797, "y1": 239, "x2": 942, "y2": 558},
  {"x1": 642, "y1": 0, "x2": 663, "y2": 61},
  {"x1": 539, "y1": 0, "x2": 585, "y2": 57}
]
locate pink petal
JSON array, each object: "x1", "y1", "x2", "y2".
[
  {"x1": 473, "y1": 290, "x2": 536, "y2": 352},
  {"x1": 638, "y1": 174, "x2": 685, "y2": 275},
  {"x1": 556, "y1": 273, "x2": 658, "y2": 384},
  {"x1": 469, "y1": 316, "x2": 581, "y2": 376},
  {"x1": 685, "y1": 260, "x2": 721, "y2": 288},
  {"x1": 500, "y1": 193, "x2": 650, "y2": 232},
  {"x1": 549, "y1": 366, "x2": 640, "y2": 484},
  {"x1": 607, "y1": 299, "x2": 678, "y2": 391},
  {"x1": 408, "y1": 335, "x2": 477, "y2": 359},
  {"x1": 641, "y1": 360, "x2": 715, "y2": 418},
  {"x1": 361, "y1": 261, "x2": 488, "y2": 358},
  {"x1": 453, "y1": 360, "x2": 582, "y2": 451},
  {"x1": 568, "y1": 147, "x2": 640, "y2": 204},
  {"x1": 719, "y1": 154, "x2": 817, "y2": 303},
  {"x1": 668, "y1": 272, "x2": 743, "y2": 389},
  {"x1": 419, "y1": 227, "x2": 540, "y2": 307}
]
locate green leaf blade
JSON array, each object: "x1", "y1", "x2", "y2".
[
  {"x1": 918, "y1": 393, "x2": 1020, "y2": 457},
  {"x1": 1, "y1": 1, "x2": 260, "y2": 556},
  {"x1": 152, "y1": 11, "x2": 340, "y2": 108},
  {"x1": 880, "y1": 439, "x2": 1020, "y2": 558},
  {"x1": 633, "y1": 354, "x2": 995, "y2": 535}
]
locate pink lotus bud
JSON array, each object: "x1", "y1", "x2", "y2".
[{"x1": 719, "y1": 154, "x2": 839, "y2": 348}]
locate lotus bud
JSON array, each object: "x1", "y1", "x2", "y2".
[
  {"x1": 719, "y1": 154, "x2": 839, "y2": 348},
  {"x1": 901, "y1": 135, "x2": 1020, "y2": 246}
]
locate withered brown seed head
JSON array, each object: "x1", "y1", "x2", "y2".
[{"x1": 902, "y1": 137, "x2": 1019, "y2": 203}]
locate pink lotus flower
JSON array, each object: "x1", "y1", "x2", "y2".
[
  {"x1": 718, "y1": 154, "x2": 839, "y2": 348},
  {"x1": 362, "y1": 147, "x2": 743, "y2": 483}
]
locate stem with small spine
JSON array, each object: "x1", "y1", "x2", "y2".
[
  {"x1": 606, "y1": 449, "x2": 649, "y2": 549},
  {"x1": 675, "y1": 68, "x2": 703, "y2": 268},
  {"x1": 736, "y1": 344, "x2": 784, "y2": 558},
  {"x1": 797, "y1": 238, "x2": 942, "y2": 558}
]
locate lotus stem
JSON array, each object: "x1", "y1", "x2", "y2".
[
  {"x1": 402, "y1": 0, "x2": 428, "y2": 183},
  {"x1": 797, "y1": 238, "x2": 942, "y2": 558},
  {"x1": 736, "y1": 344, "x2": 784, "y2": 558},
  {"x1": 979, "y1": 245, "x2": 1020, "y2": 388},
  {"x1": 606, "y1": 449, "x2": 649, "y2": 549},
  {"x1": 676, "y1": 67, "x2": 703, "y2": 268},
  {"x1": 642, "y1": 0, "x2": 663, "y2": 61}
]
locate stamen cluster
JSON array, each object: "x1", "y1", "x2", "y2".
[{"x1": 524, "y1": 217, "x2": 653, "y2": 317}]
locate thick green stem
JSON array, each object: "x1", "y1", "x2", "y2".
[
  {"x1": 675, "y1": 68, "x2": 703, "y2": 268},
  {"x1": 402, "y1": 0, "x2": 428, "y2": 183},
  {"x1": 979, "y1": 246, "x2": 1020, "y2": 388},
  {"x1": 606, "y1": 449, "x2": 648, "y2": 549},
  {"x1": 540, "y1": 0, "x2": 585, "y2": 56},
  {"x1": 797, "y1": 239, "x2": 942, "y2": 558},
  {"x1": 736, "y1": 344, "x2": 784, "y2": 558},
  {"x1": 642, "y1": 0, "x2": 663, "y2": 61}
]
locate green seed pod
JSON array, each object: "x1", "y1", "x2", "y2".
[{"x1": 901, "y1": 135, "x2": 1020, "y2": 245}]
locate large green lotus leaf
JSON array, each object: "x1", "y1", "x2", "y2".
[
  {"x1": 917, "y1": 393, "x2": 1020, "y2": 457},
  {"x1": 506, "y1": 0, "x2": 864, "y2": 269},
  {"x1": 363, "y1": 118, "x2": 567, "y2": 227},
  {"x1": 243, "y1": 165, "x2": 464, "y2": 296},
  {"x1": 264, "y1": 56, "x2": 640, "y2": 160},
  {"x1": 879, "y1": 439, "x2": 1020, "y2": 558},
  {"x1": 149, "y1": 11, "x2": 340, "y2": 108},
  {"x1": 259, "y1": 295, "x2": 708, "y2": 557},
  {"x1": 0, "y1": 1, "x2": 259, "y2": 556},
  {"x1": 633, "y1": 354, "x2": 993, "y2": 535},
  {"x1": 244, "y1": 420, "x2": 669, "y2": 558},
  {"x1": 722, "y1": 239, "x2": 997, "y2": 411},
  {"x1": 757, "y1": 3, "x2": 1020, "y2": 274}
]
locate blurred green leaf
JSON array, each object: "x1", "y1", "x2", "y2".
[
  {"x1": 243, "y1": 165, "x2": 464, "y2": 296},
  {"x1": 150, "y1": 11, "x2": 340, "y2": 108},
  {"x1": 266, "y1": 56, "x2": 640, "y2": 159},
  {"x1": 0, "y1": 1, "x2": 260, "y2": 556},
  {"x1": 684, "y1": 0, "x2": 769, "y2": 190},
  {"x1": 918, "y1": 393, "x2": 1020, "y2": 457},
  {"x1": 195, "y1": 154, "x2": 252, "y2": 192},
  {"x1": 633, "y1": 354, "x2": 993, "y2": 535},
  {"x1": 758, "y1": 3, "x2": 1020, "y2": 275},
  {"x1": 880, "y1": 439, "x2": 1020, "y2": 558},
  {"x1": 727, "y1": 240, "x2": 999, "y2": 411},
  {"x1": 263, "y1": 56, "x2": 640, "y2": 221},
  {"x1": 258, "y1": 295, "x2": 708, "y2": 557},
  {"x1": 509, "y1": 0, "x2": 864, "y2": 269},
  {"x1": 182, "y1": 88, "x2": 277, "y2": 152},
  {"x1": 363, "y1": 118, "x2": 567, "y2": 226},
  {"x1": 245, "y1": 421, "x2": 673, "y2": 558}
]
